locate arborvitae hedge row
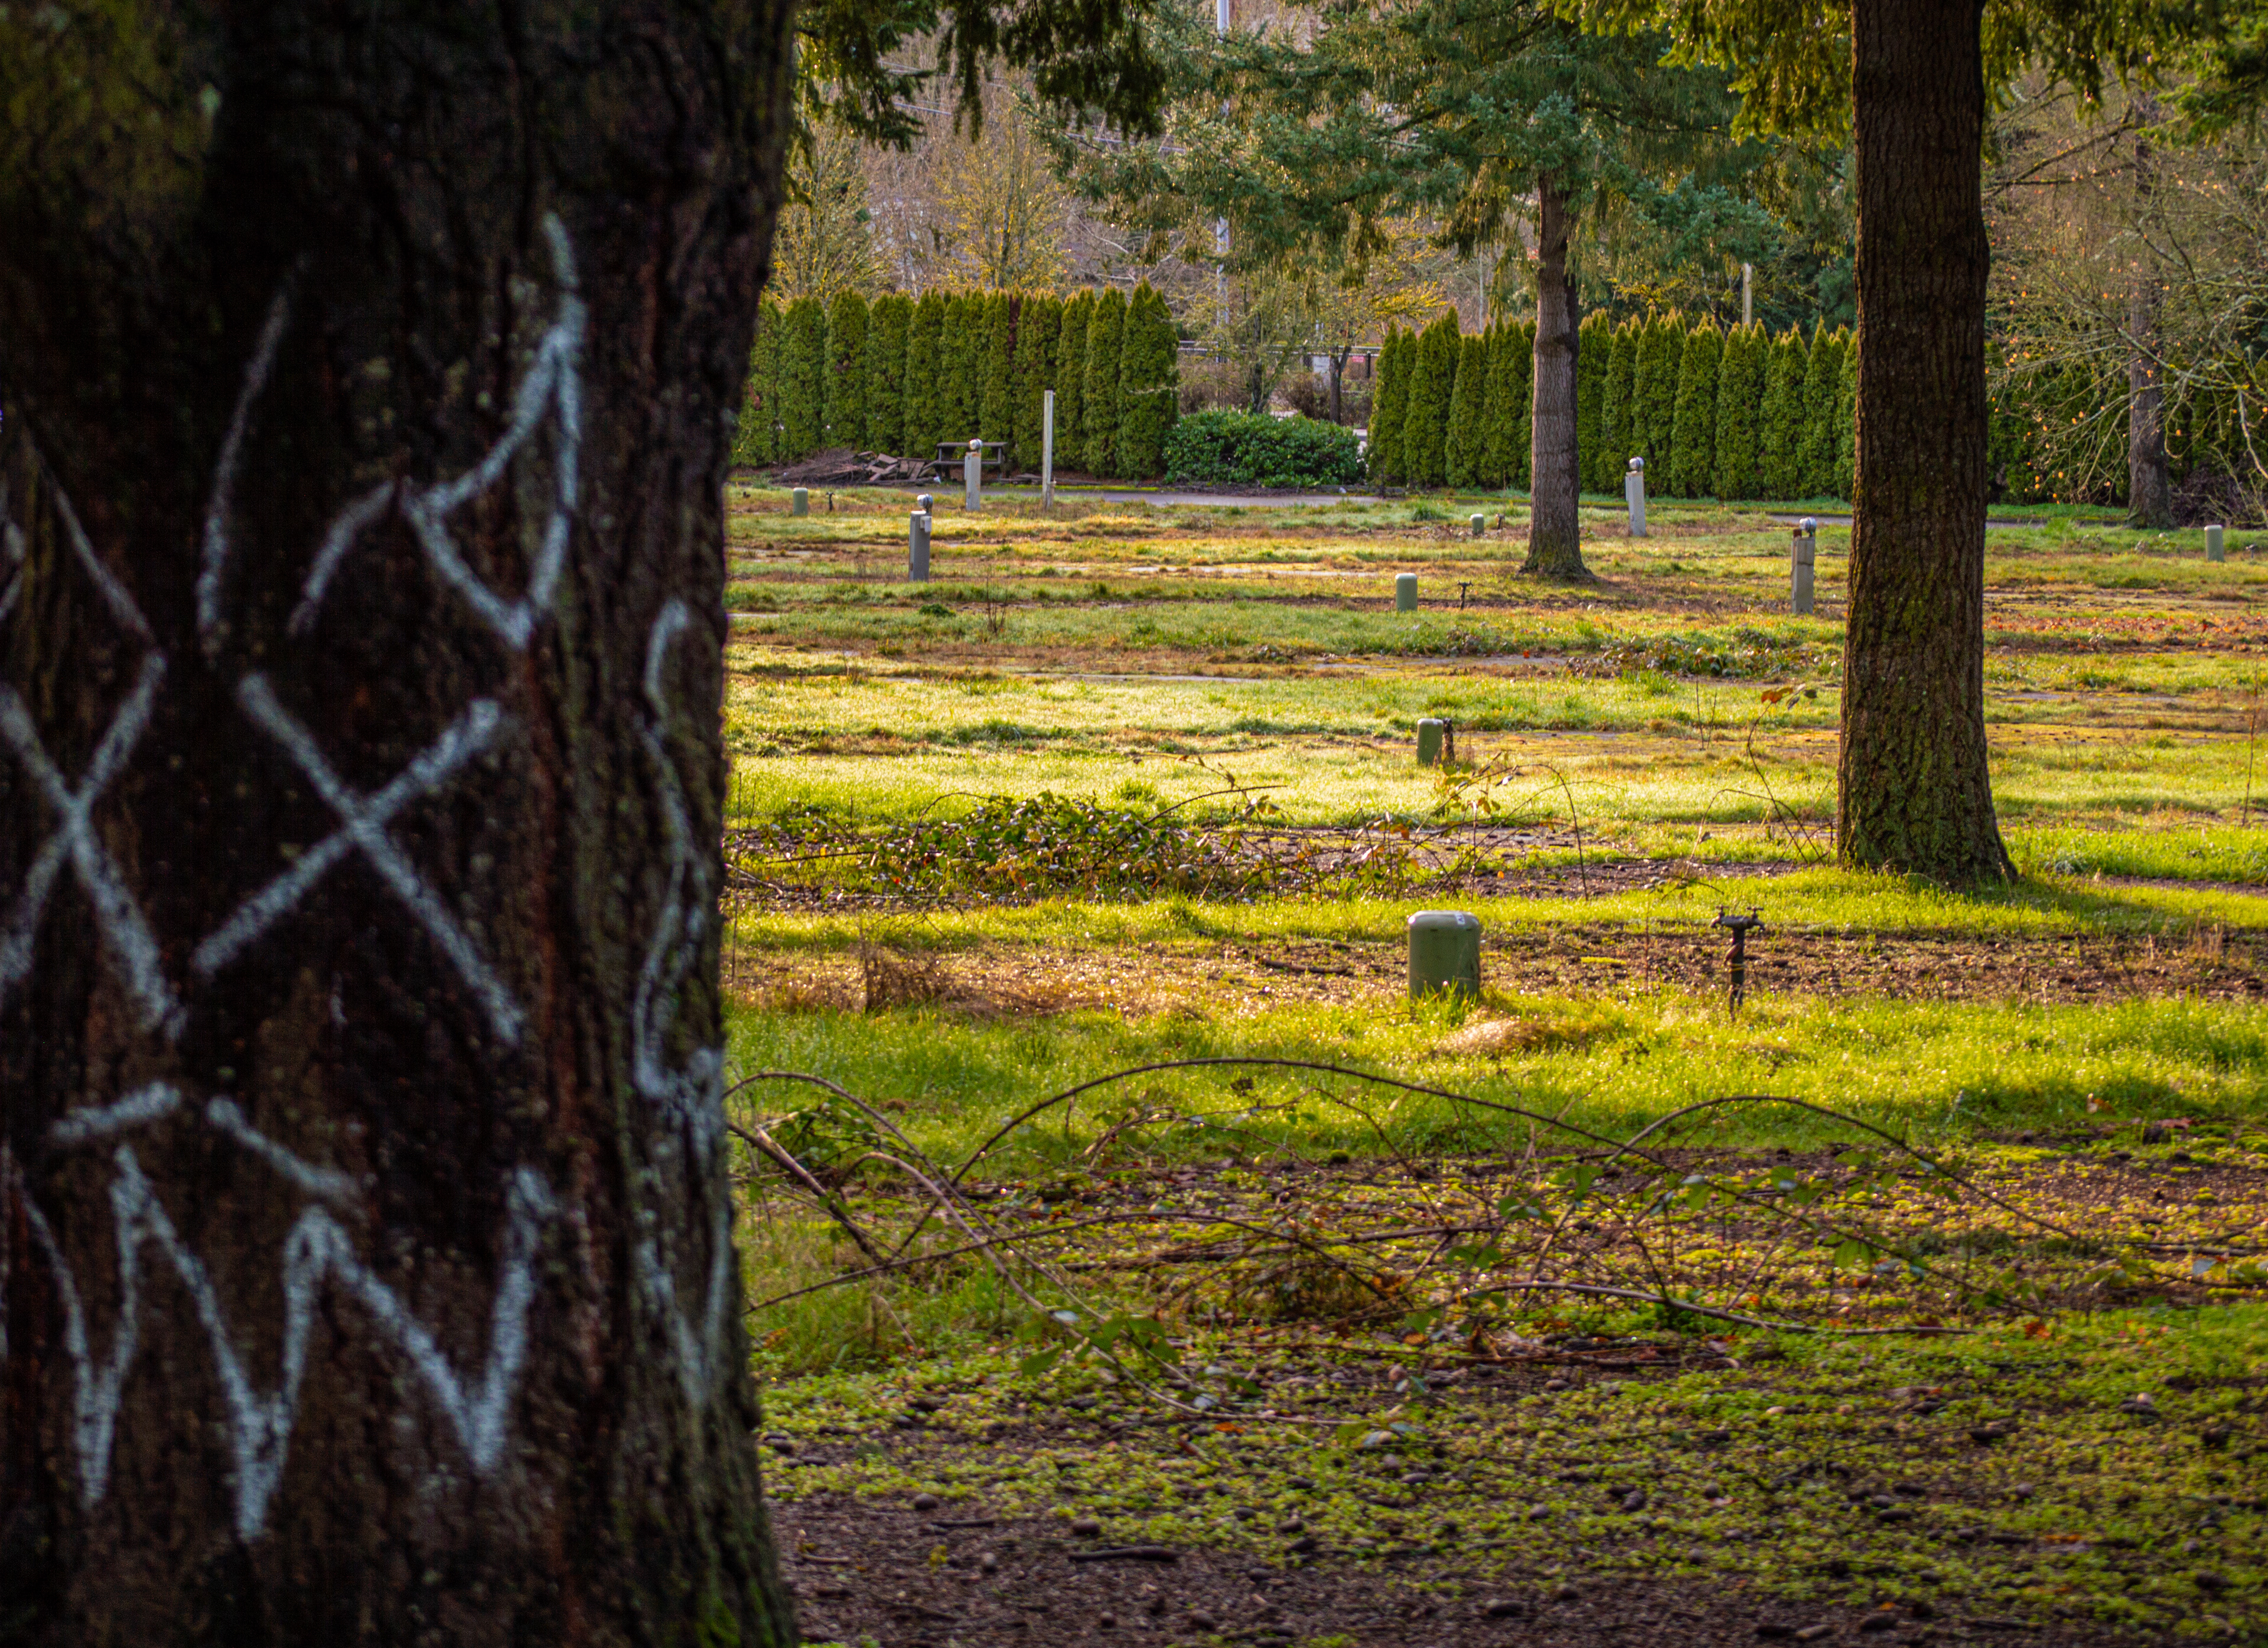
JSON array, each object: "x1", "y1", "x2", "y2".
[
  {"x1": 1368, "y1": 328, "x2": 1409, "y2": 485},
  {"x1": 1083, "y1": 288, "x2": 1127, "y2": 476},
  {"x1": 1403, "y1": 314, "x2": 1459, "y2": 489},
  {"x1": 1712, "y1": 322, "x2": 1763, "y2": 501},
  {"x1": 734, "y1": 299, "x2": 781, "y2": 465},
  {"x1": 866, "y1": 293, "x2": 912, "y2": 455},
  {"x1": 1759, "y1": 330, "x2": 1806, "y2": 500},
  {"x1": 780, "y1": 296, "x2": 826, "y2": 461},
  {"x1": 1576, "y1": 312, "x2": 1612, "y2": 492},
  {"x1": 1833, "y1": 334, "x2": 1858, "y2": 501},
  {"x1": 904, "y1": 291, "x2": 946, "y2": 458},
  {"x1": 823, "y1": 291, "x2": 868, "y2": 450},
  {"x1": 1445, "y1": 332, "x2": 1490, "y2": 489},
  {"x1": 1015, "y1": 294, "x2": 1061, "y2": 475},
  {"x1": 1117, "y1": 281, "x2": 1181, "y2": 480},
  {"x1": 1669, "y1": 322, "x2": 1721, "y2": 498},
  {"x1": 980, "y1": 293, "x2": 1019, "y2": 467},
  {"x1": 1056, "y1": 291, "x2": 1093, "y2": 470}
]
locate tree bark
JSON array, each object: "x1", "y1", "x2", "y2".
[
  {"x1": 0, "y1": 5, "x2": 797, "y2": 1643},
  {"x1": 1523, "y1": 175, "x2": 1586, "y2": 577},
  {"x1": 2126, "y1": 97, "x2": 2173, "y2": 530},
  {"x1": 1839, "y1": 0, "x2": 2012, "y2": 880}
]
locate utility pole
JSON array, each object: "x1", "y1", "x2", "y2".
[
  {"x1": 1215, "y1": 0, "x2": 1231, "y2": 299},
  {"x1": 1741, "y1": 262, "x2": 1754, "y2": 328}
]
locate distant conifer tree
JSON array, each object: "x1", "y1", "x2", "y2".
[
  {"x1": 1758, "y1": 328, "x2": 1807, "y2": 499},
  {"x1": 1798, "y1": 323, "x2": 1841, "y2": 499},
  {"x1": 1833, "y1": 329, "x2": 1858, "y2": 501},
  {"x1": 940, "y1": 292, "x2": 984, "y2": 444},
  {"x1": 1083, "y1": 286, "x2": 1128, "y2": 477},
  {"x1": 1368, "y1": 327, "x2": 1409, "y2": 484},
  {"x1": 1712, "y1": 322, "x2": 1764, "y2": 500},
  {"x1": 1635, "y1": 314, "x2": 1682, "y2": 472},
  {"x1": 1402, "y1": 312, "x2": 1460, "y2": 488},
  {"x1": 734, "y1": 299, "x2": 781, "y2": 465},
  {"x1": 1576, "y1": 311, "x2": 1613, "y2": 491},
  {"x1": 780, "y1": 295, "x2": 827, "y2": 459},
  {"x1": 1670, "y1": 321, "x2": 1722, "y2": 497},
  {"x1": 980, "y1": 292, "x2": 1019, "y2": 461},
  {"x1": 1117, "y1": 281, "x2": 1181, "y2": 479},
  {"x1": 1014, "y1": 293, "x2": 1063, "y2": 475},
  {"x1": 865, "y1": 293, "x2": 913, "y2": 455},
  {"x1": 1445, "y1": 331, "x2": 1490, "y2": 488},
  {"x1": 823, "y1": 291, "x2": 869, "y2": 449},
  {"x1": 903, "y1": 291, "x2": 948, "y2": 458},
  {"x1": 1056, "y1": 289, "x2": 1094, "y2": 470},
  {"x1": 1602, "y1": 319, "x2": 1640, "y2": 482}
]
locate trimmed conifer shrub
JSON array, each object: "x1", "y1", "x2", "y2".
[
  {"x1": 1712, "y1": 322, "x2": 1764, "y2": 501},
  {"x1": 941, "y1": 292, "x2": 984, "y2": 445},
  {"x1": 1635, "y1": 314, "x2": 1682, "y2": 473},
  {"x1": 1798, "y1": 324, "x2": 1840, "y2": 500},
  {"x1": 1476, "y1": 327, "x2": 1511, "y2": 489},
  {"x1": 1669, "y1": 321, "x2": 1722, "y2": 498},
  {"x1": 1367, "y1": 327, "x2": 1408, "y2": 485},
  {"x1": 734, "y1": 299, "x2": 781, "y2": 466},
  {"x1": 1083, "y1": 287, "x2": 1128, "y2": 476},
  {"x1": 1014, "y1": 294, "x2": 1061, "y2": 476},
  {"x1": 864, "y1": 293, "x2": 911, "y2": 455},
  {"x1": 903, "y1": 291, "x2": 947, "y2": 459},
  {"x1": 1117, "y1": 281, "x2": 1180, "y2": 480},
  {"x1": 1508, "y1": 320, "x2": 1536, "y2": 490},
  {"x1": 1165, "y1": 410, "x2": 1364, "y2": 488},
  {"x1": 1833, "y1": 329, "x2": 1857, "y2": 501},
  {"x1": 779, "y1": 295, "x2": 826, "y2": 461},
  {"x1": 1602, "y1": 319, "x2": 1639, "y2": 483},
  {"x1": 1576, "y1": 311, "x2": 1613, "y2": 492},
  {"x1": 1445, "y1": 331, "x2": 1490, "y2": 488},
  {"x1": 823, "y1": 291, "x2": 869, "y2": 450},
  {"x1": 1055, "y1": 291, "x2": 1093, "y2": 469},
  {"x1": 1758, "y1": 328, "x2": 1806, "y2": 499},
  {"x1": 1402, "y1": 312, "x2": 1459, "y2": 489},
  {"x1": 980, "y1": 292, "x2": 1019, "y2": 462}
]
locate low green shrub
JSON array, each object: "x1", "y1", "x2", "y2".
[{"x1": 1164, "y1": 410, "x2": 1365, "y2": 489}]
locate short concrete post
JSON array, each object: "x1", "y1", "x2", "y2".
[
  {"x1": 1469, "y1": 513, "x2": 1485, "y2": 537},
  {"x1": 1624, "y1": 457, "x2": 1647, "y2": 539},
  {"x1": 964, "y1": 438, "x2": 983, "y2": 510},
  {"x1": 2207, "y1": 523, "x2": 2225, "y2": 563},
  {"x1": 908, "y1": 511, "x2": 931, "y2": 582},
  {"x1": 1042, "y1": 390, "x2": 1057, "y2": 511},
  {"x1": 1791, "y1": 517, "x2": 1817, "y2": 615},
  {"x1": 791, "y1": 487, "x2": 809, "y2": 517},
  {"x1": 1407, "y1": 910, "x2": 1482, "y2": 1000},
  {"x1": 1395, "y1": 571, "x2": 1418, "y2": 612},
  {"x1": 1416, "y1": 718, "x2": 1446, "y2": 766}
]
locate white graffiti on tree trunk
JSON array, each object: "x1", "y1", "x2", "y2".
[
  {"x1": 24, "y1": 1087, "x2": 555, "y2": 1539},
  {"x1": 0, "y1": 655, "x2": 184, "y2": 1038},
  {"x1": 193, "y1": 677, "x2": 521, "y2": 1045},
  {"x1": 289, "y1": 215, "x2": 585, "y2": 650},
  {"x1": 631, "y1": 598, "x2": 734, "y2": 1401},
  {"x1": 1, "y1": 214, "x2": 734, "y2": 1535}
]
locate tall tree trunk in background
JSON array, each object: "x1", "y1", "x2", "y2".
[
  {"x1": 1838, "y1": 0, "x2": 2013, "y2": 879},
  {"x1": 2126, "y1": 95, "x2": 2174, "y2": 530},
  {"x1": 1523, "y1": 176, "x2": 1586, "y2": 577},
  {"x1": 0, "y1": 4, "x2": 797, "y2": 1643}
]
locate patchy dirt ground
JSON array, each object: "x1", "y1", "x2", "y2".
[{"x1": 729, "y1": 919, "x2": 2268, "y2": 1018}]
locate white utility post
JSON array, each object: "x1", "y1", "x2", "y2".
[
  {"x1": 1741, "y1": 263, "x2": 1754, "y2": 328},
  {"x1": 963, "y1": 438, "x2": 983, "y2": 510},
  {"x1": 1042, "y1": 389, "x2": 1056, "y2": 512},
  {"x1": 1625, "y1": 456, "x2": 1648, "y2": 538}
]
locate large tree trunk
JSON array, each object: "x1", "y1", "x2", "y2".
[
  {"x1": 0, "y1": 5, "x2": 797, "y2": 1643},
  {"x1": 1838, "y1": 0, "x2": 2012, "y2": 880},
  {"x1": 2126, "y1": 97, "x2": 2174, "y2": 530},
  {"x1": 1523, "y1": 176, "x2": 1586, "y2": 577}
]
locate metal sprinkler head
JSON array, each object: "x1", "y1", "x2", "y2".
[{"x1": 1711, "y1": 907, "x2": 1765, "y2": 1013}]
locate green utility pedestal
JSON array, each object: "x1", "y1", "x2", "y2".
[
  {"x1": 1416, "y1": 718, "x2": 1446, "y2": 766},
  {"x1": 791, "y1": 487, "x2": 809, "y2": 517},
  {"x1": 1407, "y1": 911, "x2": 1481, "y2": 999},
  {"x1": 1395, "y1": 572, "x2": 1418, "y2": 612}
]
